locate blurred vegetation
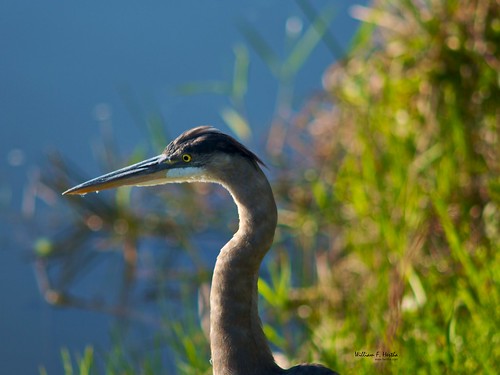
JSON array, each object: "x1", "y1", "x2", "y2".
[
  {"x1": 273, "y1": 0, "x2": 499, "y2": 373},
  {"x1": 35, "y1": 0, "x2": 498, "y2": 374}
]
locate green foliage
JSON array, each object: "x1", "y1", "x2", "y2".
[
  {"x1": 272, "y1": 0, "x2": 499, "y2": 373},
  {"x1": 176, "y1": 43, "x2": 252, "y2": 141},
  {"x1": 54, "y1": 346, "x2": 94, "y2": 375}
]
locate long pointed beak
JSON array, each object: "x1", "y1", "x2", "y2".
[{"x1": 63, "y1": 154, "x2": 171, "y2": 195}]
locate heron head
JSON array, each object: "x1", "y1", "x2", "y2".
[{"x1": 62, "y1": 126, "x2": 264, "y2": 195}]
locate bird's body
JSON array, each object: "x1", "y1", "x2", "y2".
[{"x1": 64, "y1": 126, "x2": 337, "y2": 375}]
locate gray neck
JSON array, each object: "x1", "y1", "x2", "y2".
[{"x1": 209, "y1": 157, "x2": 280, "y2": 375}]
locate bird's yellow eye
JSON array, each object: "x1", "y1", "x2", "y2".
[{"x1": 182, "y1": 154, "x2": 192, "y2": 163}]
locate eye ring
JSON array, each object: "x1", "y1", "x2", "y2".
[{"x1": 182, "y1": 153, "x2": 192, "y2": 163}]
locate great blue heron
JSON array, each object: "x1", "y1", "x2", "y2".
[{"x1": 63, "y1": 126, "x2": 337, "y2": 375}]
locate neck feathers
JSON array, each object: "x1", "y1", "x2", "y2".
[{"x1": 209, "y1": 157, "x2": 279, "y2": 374}]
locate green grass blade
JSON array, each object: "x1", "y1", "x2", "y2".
[
  {"x1": 231, "y1": 43, "x2": 249, "y2": 103},
  {"x1": 220, "y1": 107, "x2": 251, "y2": 141},
  {"x1": 237, "y1": 20, "x2": 281, "y2": 77},
  {"x1": 296, "y1": 0, "x2": 344, "y2": 59},
  {"x1": 60, "y1": 348, "x2": 73, "y2": 375},
  {"x1": 283, "y1": 5, "x2": 338, "y2": 78}
]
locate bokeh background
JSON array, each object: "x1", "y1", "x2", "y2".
[
  {"x1": 1, "y1": 1, "x2": 363, "y2": 374},
  {"x1": 1, "y1": 1, "x2": 498, "y2": 374}
]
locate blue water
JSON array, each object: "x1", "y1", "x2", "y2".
[{"x1": 0, "y1": 1, "x2": 364, "y2": 373}]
